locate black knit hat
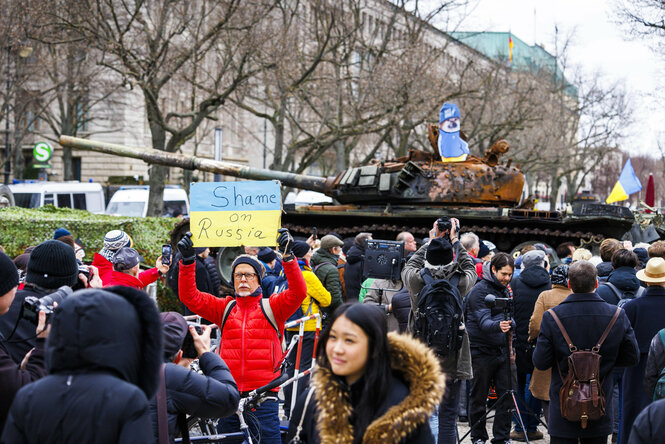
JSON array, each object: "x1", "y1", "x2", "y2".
[
  {"x1": 231, "y1": 254, "x2": 265, "y2": 285},
  {"x1": 291, "y1": 241, "x2": 311, "y2": 259},
  {"x1": 0, "y1": 252, "x2": 19, "y2": 296},
  {"x1": 257, "y1": 247, "x2": 277, "y2": 264},
  {"x1": 426, "y1": 238, "x2": 454, "y2": 266},
  {"x1": 477, "y1": 240, "x2": 491, "y2": 259},
  {"x1": 26, "y1": 240, "x2": 79, "y2": 289}
]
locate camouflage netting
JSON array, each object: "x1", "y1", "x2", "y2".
[{"x1": 0, "y1": 205, "x2": 182, "y2": 311}]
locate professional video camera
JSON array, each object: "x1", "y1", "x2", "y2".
[
  {"x1": 21, "y1": 286, "x2": 73, "y2": 325},
  {"x1": 362, "y1": 239, "x2": 405, "y2": 281},
  {"x1": 484, "y1": 294, "x2": 513, "y2": 320}
]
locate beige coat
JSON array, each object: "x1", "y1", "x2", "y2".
[{"x1": 528, "y1": 284, "x2": 572, "y2": 400}]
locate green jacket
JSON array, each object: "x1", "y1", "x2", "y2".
[{"x1": 310, "y1": 248, "x2": 344, "y2": 313}]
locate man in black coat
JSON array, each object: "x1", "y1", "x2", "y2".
[
  {"x1": 150, "y1": 312, "x2": 239, "y2": 443},
  {"x1": 344, "y1": 232, "x2": 372, "y2": 301},
  {"x1": 0, "y1": 252, "x2": 47, "y2": 434},
  {"x1": 596, "y1": 250, "x2": 643, "y2": 306},
  {"x1": 619, "y1": 257, "x2": 665, "y2": 444},
  {"x1": 0, "y1": 240, "x2": 80, "y2": 363},
  {"x1": 627, "y1": 398, "x2": 665, "y2": 444},
  {"x1": 533, "y1": 260, "x2": 639, "y2": 443},
  {"x1": 465, "y1": 252, "x2": 515, "y2": 444},
  {"x1": 1, "y1": 286, "x2": 163, "y2": 443},
  {"x1": 510, "y1": 250, "x2": 551, "y2": 441}
]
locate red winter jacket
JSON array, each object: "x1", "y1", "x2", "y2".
[
  {"x1": 92, "y1": 253, "x2": 114, "y2": 286},
  {"x1": 178, "y1": 258, "x2": 306, "y2": 392},
  {"x1": 106, "y1": 268, "x2": 160, "y2": 289}
]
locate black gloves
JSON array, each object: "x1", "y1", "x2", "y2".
[
  {"x1": 277, "y1": 228, "x2": 294, "y2": 259},
  {"x1": 177, "y1": 232, "x2": 196, "y2": 265}
]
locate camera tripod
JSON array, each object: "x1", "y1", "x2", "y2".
[{"x1": 458, "y1": 310, "x2": 546, "y2": 444}]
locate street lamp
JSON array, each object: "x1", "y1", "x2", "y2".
[{"x1": 4, "y1": 43, "x2": 33, "y2": 185}]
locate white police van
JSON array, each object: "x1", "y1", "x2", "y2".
[
  {"x1": 9, "y1": 181, "x2": 105, "y2": 213},
  {"x1": 106, "y1": 185, "x2": 189, "y2": 217}
]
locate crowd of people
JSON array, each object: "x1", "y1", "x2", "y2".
[{"x1": 1, "y1": 221, "x2": 665, "y2": 443}]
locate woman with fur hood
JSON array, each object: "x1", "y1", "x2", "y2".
[{"x1": 287, "y1": 303, "x2": 445, "y2": 444}]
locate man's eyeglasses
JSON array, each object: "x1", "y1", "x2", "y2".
[{"x1": 234, "y1": 272, "x2": 258, "y2": 281}]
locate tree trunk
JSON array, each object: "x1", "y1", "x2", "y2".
[
  {"x1": 549, "y1": 172, "x2": 561, "y2": 212},
  {"x1": 270, "y1": 101, "x2": 286, "y2": 171},
  {"x1": 146, "y1": 100, "x2": 167, "y2": 217},
  {"x1": 335, "y1": 140, "x2": 345, "y2": 172},
  {"x1": 62, "y1": 145, "x2": 73, "y2": 180}
]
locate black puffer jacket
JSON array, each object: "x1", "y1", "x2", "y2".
[
  {"x1": 149, "y1": 354, "x2": 239, "y2": 443},
  {"x1": 204, "y1": 255, "x2": 221, "y2": 296},
  {"x1": 344, "y1": 245, "x2": 365, "y2": 302},
  {"x1": 645, "y1": 328, "x2": 665, "y2": 398},
  {"x1": 465, "y1": 262, "x2": 514, "y2": 352},
  {"x1": 627, "y1": 398, "x2": 665, "y2": 444},
  {"x1": 391, "y1": 287, "x2": 412, "y2": 333},
  {"x1": 1, "y1": 286, "x2": 162, "y2": 444},
  {"x1": 596, "y1": 267, "x2": 641, "y2": 305},
  {"x1": 511, "y1": 266, "x2": 551, "y2": 373},
  {"x1": 0, "y1": 337, "x2": 46, "y2": 434},
  {"x1": 0, "y1": 284, "x2": 52, "y2": 363}
]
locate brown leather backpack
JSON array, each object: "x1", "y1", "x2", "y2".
[{"x1": 548, "y1": 307, "x2": 621, "y2": 429}]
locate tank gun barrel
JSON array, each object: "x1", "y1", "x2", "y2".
[{"x1": 59, "y1": 136, "x2": 330, "y2": 193}]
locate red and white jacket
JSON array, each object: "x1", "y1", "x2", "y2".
[
  {"x1": 178, "y1": 258, "x2": 306, "y2": 392},
  {"x1": 106, "y1": 268, "x2": 159, "y2": 289}
]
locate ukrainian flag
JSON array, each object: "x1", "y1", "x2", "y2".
[{"x1": 606, "y1": 159, "x2": 642, "y2": 204}]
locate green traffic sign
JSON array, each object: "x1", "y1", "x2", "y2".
[{"x1": 33, "y1": 142, "x2": 53, "y2": 162}]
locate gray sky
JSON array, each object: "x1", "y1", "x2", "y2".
[{"x1": 444, "y1": 0, "x2": 662, "y2": 156}]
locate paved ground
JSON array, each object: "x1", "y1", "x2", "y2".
[{"x1": 455, "y1": 416, "x2": 551, "y2": 444}]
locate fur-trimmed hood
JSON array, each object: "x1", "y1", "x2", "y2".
[
  {"x1": 311, "y1": 332, "x2": 445, "y2": 443},
  {"x1": 46, "y1": 286, "x2": 163, "y2": 399}
]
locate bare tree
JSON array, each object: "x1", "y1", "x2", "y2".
[{"x1": 45, "y1": 0, "x2": 280, "y2": 216}]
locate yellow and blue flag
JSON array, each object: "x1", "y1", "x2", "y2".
[
  {"x1": 606, "y1": 159, "x2": 642, "y2": 204},
  {"x1": 189, "y1": 180, "x2": 282, "y2": 247}
]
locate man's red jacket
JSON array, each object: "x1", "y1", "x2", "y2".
[{"x1": 179, "y1": 258, "x2": 306, "y2": 392}]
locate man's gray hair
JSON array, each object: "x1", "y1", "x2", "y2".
[{"x1": 461, "y1": 232, "x2": 479, "y2": 252}]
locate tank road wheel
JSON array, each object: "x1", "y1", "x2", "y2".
[
  {"x1": 216, "y1": 246, "x2": 245, "y2": 288},
  {"x1": 0, "y1": 185, "x2": 15, "y2": 208}
]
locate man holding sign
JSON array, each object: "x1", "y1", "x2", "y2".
[{"x1": 177, "y1": 228, "x2": 305, "y2": 443}]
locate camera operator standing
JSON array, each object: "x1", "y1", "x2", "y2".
[
  {"x1": 402, "y1": 217, "x2": 477, "y2": 444},
  {"x1": 0, "y1": 240, "x2": 80, "y2": 363},
  {"x1": 0, "y1": 252, "x2": 48, "y2": 434},
  {"x1": 465, "y1": 252, "x2": 515, "y2": 444}
]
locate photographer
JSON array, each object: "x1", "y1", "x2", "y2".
[
  {"x1": 0, "y1": 240, "x2": 81, "y2": 363},
  {"x1": 150, "y1": 312, "x2": 239, "y2": 443},
  {"x1": 0, "y1": 252, "x2": 48, "y2": 434},
  {"x1": 465, "y1": 252, "x2": 516, "y2": 444},
  {"x1": 401, "y1": 217, "x2": 477, "y2": 444}
]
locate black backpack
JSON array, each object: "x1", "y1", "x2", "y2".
[
  {"x1": 600, "y1": 281, "x2": 645, "y2": 307},
  {"x1": 413, "y1": 269, "x2": 464, "y2": 357}
]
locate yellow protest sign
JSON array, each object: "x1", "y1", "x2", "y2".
[{"x1": 189, "y1": 181, "x2": 282, "y2": 247}]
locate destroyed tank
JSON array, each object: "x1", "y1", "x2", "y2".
[{"x1": 59, "y1": 135, "x2": 635, "y2": 253}]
